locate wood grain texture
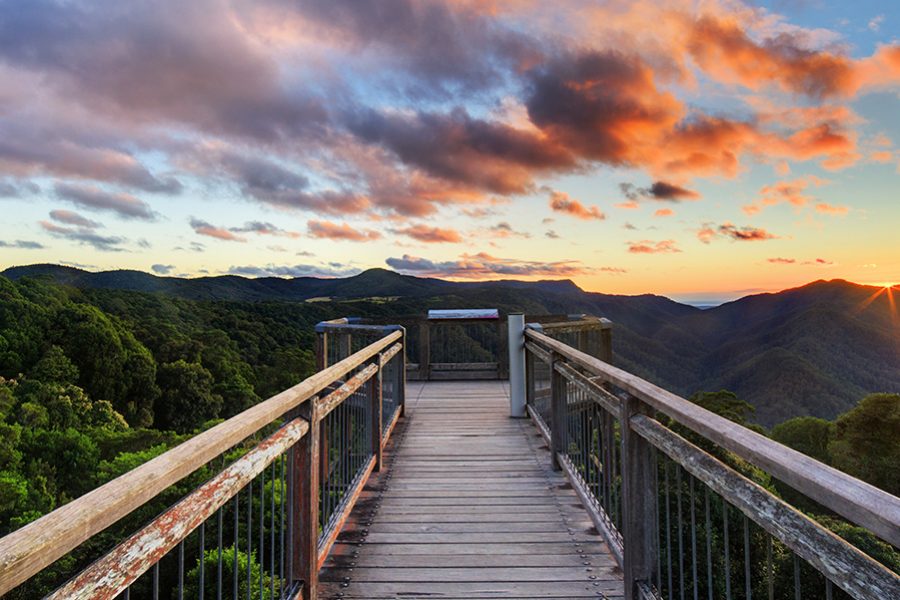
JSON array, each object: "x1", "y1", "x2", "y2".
[{"x1": 318, "y1": 380, "x2": 624, "y2": 599}]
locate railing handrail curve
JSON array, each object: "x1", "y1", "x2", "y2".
[
  {"x1": 0, "y1": 329, "x2": 402, "y2": 596},
  {"x1": 525, "y1": 327, "x2": 900, "y2": 548}
]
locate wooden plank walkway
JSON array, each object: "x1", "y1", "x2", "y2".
[{"x1": 319, "y1": 380, "x2": 624, "y2": 599}]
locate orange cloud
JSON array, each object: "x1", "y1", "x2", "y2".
[
  {"x1": 189, "y1": 218, "x2": 246, "y2": 242},
  {"x1": 685, "y1": 15, "x2": 856, "y2": 98},
  {"x1": 391, "y1": 224, "x2": 463, "y2": 243},
  {"x1": 815, "y1": 202, "x2": 849, "y2": 216},
  {"x1": 746, "y1": 175, "x2": 830, "y2": 214},
  {"x1": 628, "y1": 239, "x2": 680, "y2": 254},
  {"x1": 699, "y1": 222, "x2": 778, "y2": 243},
  {"x1": 307, "y1": 220, "x2": 381, "y2": 242},
  {"x1": 654, "y1": 208, "x2": 674, "y2": 217},
  {"x1": 548, "y1": 190, "x2": 605, "y2": 220}
]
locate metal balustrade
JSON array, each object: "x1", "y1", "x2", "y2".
[
  {"x1": 0, "y1": 323, "x2": 405, "y2": 600},
  {"x1": 522, "y1": 325, "x2": 900, "y2": 600}
]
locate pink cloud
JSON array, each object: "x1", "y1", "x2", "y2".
[{"x1": 307, "y1": 220, "x2": 381, "y2": 242}]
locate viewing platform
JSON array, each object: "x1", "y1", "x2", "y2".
[
  {"x1": 319, "y1": 380, "x2": 623, "y2": 598},
  {"x1": 0, "y1": 312, "x2": 897, "y2": 599}
]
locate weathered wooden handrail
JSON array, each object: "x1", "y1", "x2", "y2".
[
  {"x1": 48, "y1": 418, "x2": 311, "y2": 598},
  {"x1": 631, "y1": 414, "x2": 900, "y2": 599},
  {"x1": 0, "y1": 328, "x2": 402, "y2": 598},
  {"x1": 524, "y1": 325, "x2": 900, "y2": 599},
  {"x1": 525, "y1": 327, "x2": 900, "y2": 548}
]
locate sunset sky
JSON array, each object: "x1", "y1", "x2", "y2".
[{"x1": 1, "y1": 0, "x2": 898, "y2": 302}]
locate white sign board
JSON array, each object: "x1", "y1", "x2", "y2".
[{"x1": 427, "y1": 309, "x2": 499, "y2": 320}]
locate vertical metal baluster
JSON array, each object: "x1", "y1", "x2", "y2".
[
  {"x1": 655, "y1": 452, "x2": 662, "y2": 591},
  {"x1": 602, "y1": 412, "x2": 610, "y2": 514},
  {"x1": 247, "y1": 480, "x2": 252, "y2": 600},
  {"x1": 825, "y1": 579, "x2": 833, "y2": 600},
  {"x1": 744, "y1": 515, "x2": 752, "y2": 600},
  {"x1": 723, "y1": 502, "x2": 732, "y2": 600},
  {"x1": 677, "y1": 465, "x2": 684, "y2": 600},
  {"x1": 233, "y1": 494, "x2": 239, "y2": 600},
  {"x1": 178, "y1": 539, "x2": 184, "y2": 600},
  {"x1": 125, "y1": 587, "x2": 130, "y2": 600},
  {"x1": 793, "y1": 555, "x2": 801, "y2": 600},
  {"x1": 152, "y1": 563, "x2": 159, "y2": 600},
  {"x1": 287, "y1": 446, "x2": 294, "y2": 587},
  {"x1": 665, "y1": 461, "x2": 673, "y2": 597},
  {"x1": 200, "y1": 521, "x2": 206, "y2": 600},
  {"x1": 767, "y1": 536, "x2": 774, "y2": 600},
  {"x1": 611, "y1": 417, "x2": 619, "y2": 527},
  {"x1": 705, "y1": 488, "x2": 712, "y2": 600},
  {"x1": 260, "y1": 465, "x2": 265, "y2": 600},
  {"x1": 690, "y1": 476, "x2": 698, "y2": 600},
  {"x1": 270, "y1": 460, "x2": 276, "y2": 600},
  {"x1": 280, "y1": 454, "x2": 286, "y2": 596},
  {"x1": 218, "y1": 507, "x2": 223, "y2": 600}
]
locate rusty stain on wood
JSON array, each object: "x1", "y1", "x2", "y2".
[
  {"x1": 316, "y1": 364, "x2": 378, "y2": 419},
  {"x1": 48, "y1": 419, "x2": 309, "y2": 600},
  {"x1": 379, "y1": 343, "x2": 402, "y2": 368}
]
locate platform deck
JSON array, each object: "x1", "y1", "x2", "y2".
[{"x1": 319, "y1": 380, "x2": 624, "y2": 599}]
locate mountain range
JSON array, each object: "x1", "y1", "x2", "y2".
[{"x1": 4, "y1": 263, "x2": 898, "y2": 426}]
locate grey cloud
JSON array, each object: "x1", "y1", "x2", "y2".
[
  {"x1": 227, "y1": 263, "x2": 362, "y2": 278},
  {"x1": 49, "y1": 209, "x2": 102, "y2": 228},
  {"x1": 39, "y1": 220, "x2": 126, "y2": 252},
  {"x1": 55, "y1": 183, "x2": 156, "y2": 220},
  {"x1": 0, "y1": 179, "x2": 40, "y2": 198},
  {"x1": 0, "y1": 239, "x2": 44, "y2": 249},
  {"x1": 152, "y1": 264, "x2": 175, "y2": 274}
]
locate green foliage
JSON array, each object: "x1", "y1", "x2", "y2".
[
  {"x1": 155, "y1": 360, "x2": 222, "y2": 433},
  {"x1": 29, "y1": 345, "x2": 79, "y2": 385},
  {"x1": 180, "y1": 546, "x2": 280, "y2": 600},
  {"x1": 689, "y1": 390, "x2": 756, "y2": 427},
  {"x1": 829, "y1": 393, "x2": 900, "y2": 496},
  {"x1": 770, "y1": 416, "x2": 832, "y2": 464}
]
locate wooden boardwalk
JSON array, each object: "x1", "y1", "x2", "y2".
[{"x1": 319, "y1": 380, "x2": 624, "y2": 599}]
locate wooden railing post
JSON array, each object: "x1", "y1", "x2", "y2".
[
  {"x1": 339, "y1": 332, "x2": 351, "y2": 362},
  {"x1": 398, "y1": 326, "x2": 407, "y2": 417},
  {"x1": 294, "y1": 398, "x2": 320, "y2": 600},
  {"x1": 550, "y1": 350, "x2": 566, "y2": 470},
  {"x1": 418, "y1": 320, "x2": 431, "y2": 380},
  {"x1": 620, "y1": 394, "x2": 657, "y2": 600},
  {"x1": 370, "y1": 357, "x2": 383, "y2": 472},
  {"x1": 600, "y1": 318, "x2": 613, "y2": 363},
  {"x1": 315, "y1": 331, "x2": 327, "y2": 370}
]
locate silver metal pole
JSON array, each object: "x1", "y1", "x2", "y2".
[{"x1": 508, "y1": 313, "x2": 526, "y2": 417}]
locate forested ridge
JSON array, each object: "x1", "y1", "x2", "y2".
[
  {"x1": 0, "y1": 271, "x2": 897, "y2": 597},
  {"x1": 6, "y1": 264, "x2": 899, "y2": 426}
]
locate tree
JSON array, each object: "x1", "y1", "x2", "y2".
[
  {"x1": 180, "y1": 546, "x2": 280, "y2": 600},
  {"x1": 155, "y1": 360, "x2": 222, "y2": 433},
  {"x1": 829, "y1": 393, "x2": 900, "y2": 496},
  {"x1": 770, "y1": 416, "x2": 832, "y2": 464},
  {"x1": 29, "y1": 346, "x2": 79, "y2": 385}
]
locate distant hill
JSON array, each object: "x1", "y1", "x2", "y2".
[{"x1": 3, "y1": 264, "x2": 898, "y2": 426}]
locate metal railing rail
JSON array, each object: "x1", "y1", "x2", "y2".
[
  {"x1": 523, "y1": 325, "x2": 900, "y2": 600},
  {"x1": 0, "y1": 325, "x2": 405, "y2": 600}
]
